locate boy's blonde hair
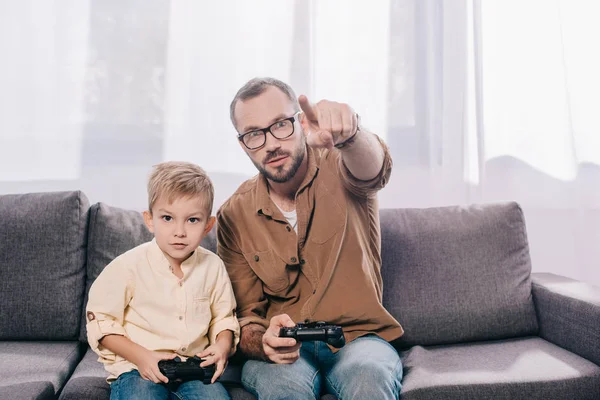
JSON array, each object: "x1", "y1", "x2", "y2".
[{"x1": 147, "y1": 161, "x2": 214, "y2": 215}]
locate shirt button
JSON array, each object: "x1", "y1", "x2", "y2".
[
  {"x1": 254, "y1": 255, "x2": 259, "y2": 262},
  {"x1": 286, "y1": 226, "x2": 291, "y2": 232},
  {"x1": 300, "y1": 259, "x2": 305, "y2": 265},
  {"x1": 291, "y1": 257, "x2": 297, "y2": 263},
  {"x1": 181, "y1": 347, "x2": 186, "y2": 352},
  {"x1": 178, "y1": 281, "x2": 183, "y2": 287},
  {"x1": 179, "y1": 316, "x2": 183, "y2": 320}
]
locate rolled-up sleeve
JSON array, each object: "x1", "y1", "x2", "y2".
[
  {"x1": 336, "y1": 134, "x2": 393, "y2": 198},
  {"x1": 217, "y1": 208, "x2": 269, "y2": 330},
  {"x1": 86, "y1": 258, "x2": 134, "y2": 361},
  {"x1": 208, "y1": 259, "x2": 241, "y2": 352}
]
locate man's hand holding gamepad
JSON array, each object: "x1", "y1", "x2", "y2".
[
  {"x1": 134, "y1": 349, "x2": 177, "y2": 384},
  {"x1": 262, "y1": 314, "x2": 301, "y2": 364}
]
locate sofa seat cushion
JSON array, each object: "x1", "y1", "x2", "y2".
[
  {"x1": 0, "y1": 191, "x2": 89, "y2": 340},
  {"x1": 61, "y1": 348, "x2": 334, "y2": 400},
  {"x1": 0, "y1": 341, "x2": 83, "y2": 398},
  {"x1": 380, "y1": 203, "x2": 539, "y2": 347},
  {"x1": 400, "y1": 336, "x2": 600, "y2": 400},
  {"x1": 59, "y1": 348, "x2": 252, "y2": 400},
  {"x1": 0, "y1": 382, "x2": 55, "y2": 400}
]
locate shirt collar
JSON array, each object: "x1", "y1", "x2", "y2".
[{"x1": 147, "y1": 238, "x2": 197, "y2": 272}]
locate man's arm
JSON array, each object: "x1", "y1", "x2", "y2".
[
  {"x1": 216, "y1": 208, "x2": 270, "y2": 347},
  {"x1": 217, "y1": 206, "x2": 301, "y2": 363},
  {"x1": 298, "y1": 95, "x2": 389, "y2": 182},
  {"x1": 339, "y1": 126, "x2": 386, "y2": 181},
  {"x1": 240, "y1": 323, "x2": 268, "y2": 361},
  {"x1": 242, "y1": 315, "x2": 300, "y2": 364}
]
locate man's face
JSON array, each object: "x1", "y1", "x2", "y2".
[{"x1": 234, "y1": 86, "x2": 306, "y2": 183}]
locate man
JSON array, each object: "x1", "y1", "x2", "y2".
[{"x1": 217, "y1": 77, "x2": 403, "y2": 400}]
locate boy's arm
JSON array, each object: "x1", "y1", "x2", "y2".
[
  {"x1": 86, "y1": 258, "x2": 135, "y2": 361},
  {"x1": 87, "y1": 257, "x2": 175, "y2": 383},
  {"x1": 207, "y1": 258, "x2": 241, "y2": 356},
  {"x1": 100, "y1": 334, "x2": 174, "y2": 384}
]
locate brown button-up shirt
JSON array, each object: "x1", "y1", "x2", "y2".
[{"x1": 217, "y1": 136, "x2": 403, "y2": 349}]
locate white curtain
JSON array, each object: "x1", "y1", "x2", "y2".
[
  {"x1": 0, "y1": 0, "x2": 89, "y2": 181},
  {"x1": 0, "y1": 0, "x2": 598, "y2": 286},
  {"x1": 163, "y1": 0, "x2": 390, "y2": 175}
]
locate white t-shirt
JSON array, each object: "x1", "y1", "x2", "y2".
[{"x1": 276, "y1": 205, "x2": 298, "y2": 234}]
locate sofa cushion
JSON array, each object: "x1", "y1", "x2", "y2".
[
  {"x1": 58, "y1": 348, "x2": 110, "y2": 400},
  {"x1": 380, "y1": 203, "x2": 539, "y2": 347},
  {"x1": 61, "y1": 350, "x2": 334, "y2": 400},
  {"x1": 0, "y1": 191, "x2": 89, "y2": 340},
  {"x1": 60, "y1": 348, "x2": 254, "y2": 400},
  {"x1": 0, "y1": 341, "x2": 83, "y2": 398},
  {"x1": 399, "y1": 337, "x2": 600, "y2": 400},
  {"x1": 80, "y1": 202, "x2": 217, "y2": 342},
  {"x1": 0, "y1": 382, "x2": 55, "y2": 400}
]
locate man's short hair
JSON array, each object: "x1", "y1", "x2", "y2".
[
  {"x1": 230, "y1": 77, "x2": 299, "y2": 131},
  {"x1": 147, "y1": 161, "x2": 214, "y2": 215}
]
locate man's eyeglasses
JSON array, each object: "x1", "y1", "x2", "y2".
[{"x1": 238, "y1": 112, "x2": 300, "y2": 150}]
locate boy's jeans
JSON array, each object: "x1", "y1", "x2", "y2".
[
  {"x1": 242, "y1": 335, "x2": 403, "y2": 400},
  {"x1": 109, "y1": 370, "x2": 230, "y2": 400}
]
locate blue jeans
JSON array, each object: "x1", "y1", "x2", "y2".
[
  {"x1": 242, "y1": 335, "x2": 403, "y2": 400},
  {"x1": 109, "y1": 370, "x2": 231, "y2": 400}
]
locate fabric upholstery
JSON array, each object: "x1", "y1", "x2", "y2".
[
  {"x1": 0, "y1": 341, "x2": 83, "y2": 397},
  {"x1": 0, "y1": 191, "x2": 89, "y2": 340},
  {"x1": 0, "y1": 382, "x2": 55, "y2": 400},
  {"x1": 532, "y1": 272, "x2": 600, "y2": 366},
  {"x1": 400, "y1": 336, "x2": 600, "y2": 400},
  {"x1": 379, "y1": 203, "x2": 539, "y2": 347}
]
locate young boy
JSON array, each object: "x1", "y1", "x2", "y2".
[{"x1": 86, "y1": 161, "x2": 240, "y2": 400}]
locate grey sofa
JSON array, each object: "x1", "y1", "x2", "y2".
[{"x1": 0, "y1": 191, "x2": 598, "y2": 400}]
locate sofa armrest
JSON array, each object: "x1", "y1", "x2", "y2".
[{"x1": 532, "y1": 272, "x2": 600, "y2": 366}]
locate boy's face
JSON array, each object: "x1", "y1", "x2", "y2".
[{"x1": 143, "y1": 195, "x2": 215, "y2": 268}]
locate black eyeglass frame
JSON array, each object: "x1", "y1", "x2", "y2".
[{"x1": 237, "y1": 112, "x2": 301, "y2": 150}]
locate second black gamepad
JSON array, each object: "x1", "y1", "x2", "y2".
[
  {"x1": 158, "y1": 355, "x2": 215, "y2": 385},
  {"x1": 279, "y1": 321, "x2": 345, "y2": 348}
]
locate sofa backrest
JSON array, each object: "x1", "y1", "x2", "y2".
[
  {"x1": 0, "y1": 191, "x2": 89, "y2": 340},
  {"x1": 79, "y1": 202, "x2": 217, "y2": 342},
  {"x1": 79, "y1": 201, "x2": 539, "y2": 349},
  {"x1": 380, "y1": 202, "x2": 539, "y2": 348}
]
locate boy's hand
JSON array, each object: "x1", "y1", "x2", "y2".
[
  {"x1": 134, "y1": 350, "x2": 177, "y2": 384},
  {"x1": 198, "y1": 341, "x2": 230, "y2": 383}
]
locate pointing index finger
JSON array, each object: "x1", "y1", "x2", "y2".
[{"x1": 298, "y1": 95, "x2": 318, "y2": 122}]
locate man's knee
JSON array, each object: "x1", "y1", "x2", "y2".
[
  {"x1": 326, "y1": 337, "x2": 403, "y2": 399},
  {"x1": 242, "y1": 359, "x2": 320, "y2": 400},
  {"x1": 327, "y1": 359, "x2": 402, "y2": 400}
]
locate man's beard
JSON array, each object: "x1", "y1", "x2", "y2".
[{"x1": 253, "y1": 144, "x2": 306, "y2": 183}]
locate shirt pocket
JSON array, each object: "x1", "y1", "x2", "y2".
[
  {"x1": 243, "y1": 249, "x2": 289, "y2": 294},
  {"x1": 309, "y1": 187, "x2": 345, "y2": 244},
  {"x1": 192, "y1": 296, "x2": 211, "y2": 322}
]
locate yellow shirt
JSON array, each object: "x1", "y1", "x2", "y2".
[{"x1": 86, "y1": 239, "x2": 240, "y2": 381}]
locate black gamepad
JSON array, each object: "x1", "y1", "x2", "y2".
[
  {"x1": 279, "y1": 321, "x2": 345, "y2": 348},
  {"x1": 158, "y1": 355, "x2": 215, "y2": 385}
]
